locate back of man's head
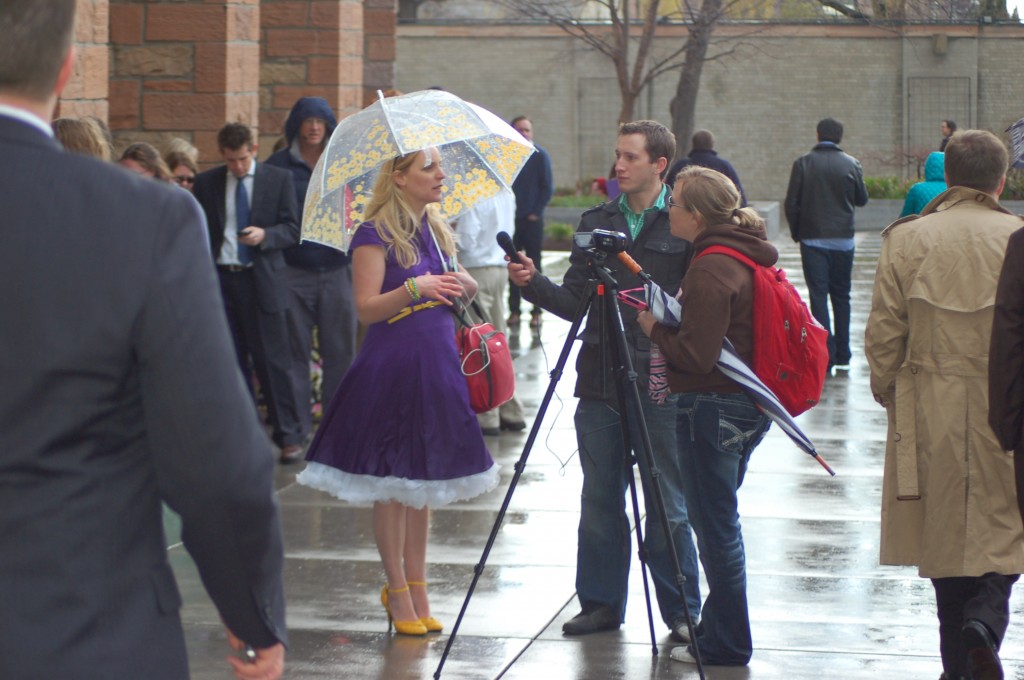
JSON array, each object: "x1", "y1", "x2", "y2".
[
  {"x1": 218, "y1": 122, "x2": 254, "y2": 152},
  {"x1": 0, "y1": 0, "x2": 76, "y2": 102},
  {"x1": 691, "y1": 129, "x2": 715, "y2": 152},
  {"x1": 944, "y1": 130, "x2": 1007, "y2": 194},
  {"x1": 619, "y1": 120, "x2": 676, "y2": 178},
  {"x1": 816, "y1": 118, "x2": 844, "y2": 144}
]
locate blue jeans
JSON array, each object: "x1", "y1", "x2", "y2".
[
  {"x1": 574, "y1": 395, "x2": 701, "y2": 626},
  {"x1": 677, "y1": 392, "x2": 770, "y2": 665},
  {"x1": 800, "y1": 244, "x2": 854, "y2": 366}
]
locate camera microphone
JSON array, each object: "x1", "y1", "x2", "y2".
[
  {"x1": 496, "y1": 231, "x2": 524, "y2": 265},
  {"x1": 616, "y1": 251, "x2": 652, "y2": 283}
]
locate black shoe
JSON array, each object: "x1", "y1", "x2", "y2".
[
  {"x1": 561, "y1": 605, "x2": 620, "y2": 635},
  {"x1": 499, "y1": 418, "x2": 526, "y2": 431},
  {"x1": 481, "y1": 426, "x2": 501, "y2": 437},
  {"x1": 961, "y1": 619, "x2": 1003, "y2": 680},
  {"x1": 669, "y1": 616, "x2": 694, "y2": 643},
  {"x1": 279, "y1": 444, "x2": 304, "y2": 464}
]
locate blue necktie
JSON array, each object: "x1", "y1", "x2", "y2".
[{"x1": 235, "y1": 178, "x2": 253, "y2": 266}]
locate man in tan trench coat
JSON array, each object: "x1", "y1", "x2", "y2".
[{"x1": 866, "y1": 130, "x2": 1024, "y2": 680}]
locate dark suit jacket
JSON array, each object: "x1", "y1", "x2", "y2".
[
  {"x1": 0, "y1": 115, "x2": 287, "y2": 679},
  {"x1": 193, "y1": 163, "x2": 299, "y2": 313}
]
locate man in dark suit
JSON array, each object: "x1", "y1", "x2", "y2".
[
  {"x1": 0, "y1": 2, "x2": 286, "y2": 678},
  {"x1": 193, "y1": 123, "x2": 305, "y2": 463}
]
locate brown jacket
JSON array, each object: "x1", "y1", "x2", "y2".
[
  {"x1": 990, "y1": 226, "x2": 1024, "y2": 452},
  {"x1": 865, "y1": 186, "x2": 1024, "y2": 578},
  {"x1": 650, "y1": 219, "x2": 778, "y2": 394}
]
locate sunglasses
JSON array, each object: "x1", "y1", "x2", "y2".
[{"x1": 174, "y1": 175, "x2": 195, "y2": 186}]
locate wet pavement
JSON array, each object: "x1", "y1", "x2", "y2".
[{"x1": 171, "y1": 233, "x2": 1024, "y2": 679}]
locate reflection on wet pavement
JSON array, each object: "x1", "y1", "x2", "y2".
[{"x1": 175, "y1": 233, "x2": 1024, "y2": 679}]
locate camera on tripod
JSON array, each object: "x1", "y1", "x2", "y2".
[{"x1": 574, "y1": 229, "x2": 628, "y2": 254}]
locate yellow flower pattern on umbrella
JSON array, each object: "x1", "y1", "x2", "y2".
[{"x1": 301, "y1": 89, "x2": 534, "y2": 251}]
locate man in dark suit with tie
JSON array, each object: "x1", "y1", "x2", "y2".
[
  {"x1": 0, "y1": 1, "x2": 287, "y2": 678},
  {"x1": 193, "y1": 123, "x2": 305, "y2": 463}
]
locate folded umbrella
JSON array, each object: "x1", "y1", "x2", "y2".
[{"x1": 645, "y1": 280, "x2": 834, "y2": 475}]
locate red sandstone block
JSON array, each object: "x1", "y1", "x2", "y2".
[
  {"x1": 76, "y1": 0, "x2": 110, "y2": 43},
  {"x1": 260, "y1": 110, "x2": 288, "y2": 136},
  {"x1": 262, "y1": 2, "x2": 310, "y2": 28},
  {"x1": 146, "y1": 6, "x2": 226, "y2": 42},
  {"x1": 194, "y1": 43, "x2": 227, "y2": 93},
  {"x1": 224, "y1": 94, "x2": 260, "y2": 130},
  {"x1": 80, "y1": 45, "x2": 110, "y2": 99},
  {"x1": 272, "y1": 85, "x2": 335, "y2": 110},
  {"x1": 110, "y1": 4, "x2": 144, "y2": 45},
  {"x1": 226, "y1": 44, "x2": 261, "y2": 92},
  {"x1": 312, "y1": 0, "x2": 363, "y2": 29},
  {"x1": 366, "y1": 35, "x2": 395, "y2": 62},
  {"x1": 308, "y1": 56, "x2": 362, "y2": 86},
  {"x1": 266, "y1": 28, "x2": 342, "y2": 57},
  {"x1": 144, "y1": 80, "x2": 193, "y2": 93},
  {"x1": 108, "y1": 80, "x2": 140, "y2": 130},
  {"x1": 193, "y1": 130, "x2": 222, "y2": 168},
  {"x1": 363, "y1": 8, "x2": 395, "y2": 36},
  {"x1": 143, "y1": 92, "x2": 228, "y2": 131},
  {"x1": 56, "y1": 99, "x2": 108, "y2": 123}
]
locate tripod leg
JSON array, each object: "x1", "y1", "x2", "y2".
[
  {"x1": 624, "y1": 452, "x2": 659, "y2": 656},
  {"x1": 596, "y1": 266, "x2": 707, "y2": 680},
  {"x1": 434, "y1": 282, "x2": 598, "y2": 680}
]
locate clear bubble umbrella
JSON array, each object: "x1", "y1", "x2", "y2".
[{"x1": 301, "y1": 89, "x2": 535, "y2": 252}]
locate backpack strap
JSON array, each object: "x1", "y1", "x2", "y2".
[{"x1": 694, "y1": 244, "x2": 757, "y2": 269}]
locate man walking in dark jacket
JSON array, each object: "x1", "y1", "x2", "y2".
[
  {"x1": 508, "y1": 120, "x2": 700, "y2": 644},
  {"x1": 666, "y1": 129, "x2": 747, "y2": 206},
  {"x1": 266, "y1": 97, "x2": 356, "y2": 447},
  {"x1": 508, "y1": 115, "x2": 554, "y2": 326},
  {"x1": 785, "y1": 117, "x2": 868, "y2": 372}
]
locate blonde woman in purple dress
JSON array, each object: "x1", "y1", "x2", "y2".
[{"x1": 298, "y1": 147, "x2": 500, "y2": 635}]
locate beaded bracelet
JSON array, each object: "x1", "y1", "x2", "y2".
[{"x1": 404, "y1": 277, "x2": 420, "y2": 301}]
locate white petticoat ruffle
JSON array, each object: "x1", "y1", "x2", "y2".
[{"x1": 296, "y1": 461, "x2": 501, "y2": 510}]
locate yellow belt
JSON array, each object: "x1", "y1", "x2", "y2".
[{"x1": 387, "y1": 299, "x2": 444, "y2": 324}]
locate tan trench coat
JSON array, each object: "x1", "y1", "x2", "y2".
[{"x1": 865, "y1": 186, "x2": 1024, "y2": 578}]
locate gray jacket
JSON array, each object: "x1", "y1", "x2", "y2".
[
  {"x1": 784, "y1": 143, "x2": 868, "y2": 242},
  {"x1": 522, "y1": 199, "x2": 691, "y2": 402}
]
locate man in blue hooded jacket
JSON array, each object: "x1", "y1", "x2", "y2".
[{"x1": 266, "y1": 97, "x2": 356, "y2": 453}]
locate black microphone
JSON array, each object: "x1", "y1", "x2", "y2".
[{"x1": 496, "y1": 231, "x2": 524, "y2": 265}]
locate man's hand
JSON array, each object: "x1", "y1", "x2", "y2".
[
  {"x1": 238, "y1": 226, "x2": 266, "y2": 247},
  {"x1": 507, "y1": 253, "x2": 537, "y2": 288},
  {"x1": 226, "y1": 628, "x2": 285, "y2": 680}
]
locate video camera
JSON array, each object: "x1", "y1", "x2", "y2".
[{"x1": 574, "y1": 229, "x2": 628, "y2": 254}]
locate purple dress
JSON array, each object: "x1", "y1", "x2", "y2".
[{"x1": 297, "y1": 219, "x2": 499, "y2": 508}]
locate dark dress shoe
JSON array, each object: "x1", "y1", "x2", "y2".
[
  {"x1": 279, "y1": 444, "x2": 304, "y2": 464},
  {"x1": 561, "y1": 605, "x2": 620, "y2": 635},
  {"x1": 481, "y1": 426, "x2": 501, "y2": 437},
  {"x1": 499, "y1": 418, "x2": 526, "y2": 432},
  {"x1": 961, "y1": 619, "x2": 1003, "y2": 680}
]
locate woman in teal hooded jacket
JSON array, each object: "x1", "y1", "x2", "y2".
[{"x1": 900, "y1": 151, "x2": 946, "y2": 217}]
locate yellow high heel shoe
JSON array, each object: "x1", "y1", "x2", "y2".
[
  {"x1": 408, "y1": 581, "x2": 444, "y2": 632},
  {"x1": 381, "y1": 585, "x2": 427, "y2": 636}
]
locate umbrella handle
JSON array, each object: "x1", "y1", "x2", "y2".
[{"x1": 813, "y1": 454, "x2": 837, "y2": 477}]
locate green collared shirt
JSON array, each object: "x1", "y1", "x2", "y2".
[{"x1": 618, "y1": 184, "x2": 668, "y2": 240}]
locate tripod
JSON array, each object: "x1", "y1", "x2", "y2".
[{"x1": 434, "y1": 251, "x2": 705, "y2": 680}]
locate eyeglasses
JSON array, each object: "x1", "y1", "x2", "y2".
[
  {"x1": 666, "y1": 195, "x2": 685, "y2": 210},
  {"x1": 174, "y1": 175, "x2": 195, "y2": 186}
]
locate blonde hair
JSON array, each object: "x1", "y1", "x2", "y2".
[
  {"x1": 675, "y1": 166, "x2": 761, "y2": 230},
  {"x1": 120, "y1": 142, "x2": 172, "y2": 182},
  {"x1": 363, "y1": 150, "x2": 456, "y2": 269},
  {"x1": 52, "y1": 117, "x2": 111, "y2": 161}
]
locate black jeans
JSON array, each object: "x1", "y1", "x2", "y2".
[
  {"x1": 800, "y1": 244, "x2": 854, "y2": 367},
  {"x1": 931, "y1": 573, "x2": 1019, "y2": 678}
]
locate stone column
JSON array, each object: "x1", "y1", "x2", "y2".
[
  {"x1": 363, "y1": 0, "x2": 397, "y2": 107},
  {"x1": 58, "y1": 0, "x2": 110, "y2": 122},
  {"x1": 108, "y1": 0, "x2": 260, "y2": 164},
  {"x1": 259, "y1": 0, "x2": 364, "y2": 151}
]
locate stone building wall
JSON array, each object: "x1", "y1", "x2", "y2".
[{"x1": 397, "y1": 22, "x2": 1024, "y2": 200}]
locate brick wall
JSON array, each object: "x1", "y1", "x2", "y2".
[
  {"x1": 397, "y1": 22, "x2": 1024, "y2": 201},
  {"x1": 363, "y1": 0, "x2": 397, "y2": 105},
  {"x1": 59, "y1": 0, "x2": 110, "y2": 121},
  {"x1": 259, "y1": 0, "x2": 364, "y2": 153},
  {"x1": 108, "y1": 0, "x2": 261, "y2": 164}
]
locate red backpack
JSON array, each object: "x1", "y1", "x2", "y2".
[{"x1": 695, "y1": 245, "x2": 829, "y2": 416}]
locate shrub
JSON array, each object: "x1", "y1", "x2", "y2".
[
  {"x1": 864, "y1": 176, "x2": 913, "y2": 199},
  {"x1": 544, "y1": 222, "x2": 574, "y2": 240}
]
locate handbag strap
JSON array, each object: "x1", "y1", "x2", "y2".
[{"x1": 451, "y1": 298, "x2": 490, "y2": 328}]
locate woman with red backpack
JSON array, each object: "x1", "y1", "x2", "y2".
[{"x1": 637, "y1": 165, "x2": 776, "y2": 667}]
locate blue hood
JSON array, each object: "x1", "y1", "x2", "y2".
[
  {"x1": 924, "y1": 151, "x2": 944, "y2": 182},
  {"x1": 283, "y1": 97, "x2": 337, "y2": 146}
]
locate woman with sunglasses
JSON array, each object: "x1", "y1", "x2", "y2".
[
  {"x1": 637, "y1": 165, "x2": 776, "y2": 667},
  {"x1": 165, "y1": 150, "x2": 197, "y2": 192}
]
